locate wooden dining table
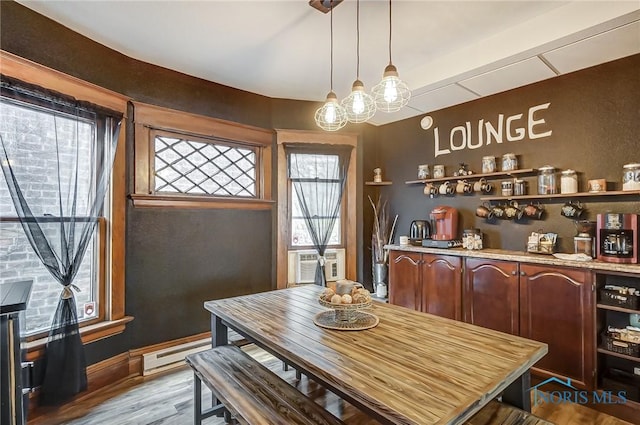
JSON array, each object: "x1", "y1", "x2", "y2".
[{"x1": 204, "y1": 285, "x2": 548, "y2": 425}]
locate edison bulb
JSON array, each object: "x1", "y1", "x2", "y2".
[
  {"x1": 351, "y1": 92, "x2": 365, "y2": 114},
  {"x1": 324, "y1": 103, "x2": 336, "y2": 123},
  {"x1": 383, "y1": 78, "x2": 398, "y2": 103}
]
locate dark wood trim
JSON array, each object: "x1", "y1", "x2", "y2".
[{"x1": 129, "y1": 194, "x2": 275, "y2": 210}]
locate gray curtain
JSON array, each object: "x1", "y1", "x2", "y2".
[
  {"x1": 285, "y1": 144, "x2": 352, "y2": 286},
  {"x1": 0, "y1": 75, "x2": 122, "y2": 405}
]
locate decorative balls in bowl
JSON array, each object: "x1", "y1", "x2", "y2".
[{"x1": 319, "y1": 284, "x2": 372, "y2": 310}]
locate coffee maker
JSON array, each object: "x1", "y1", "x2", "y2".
[
  {"x1": 597, "y1": 213, "x2": 639, "y2": 263},
  {"x1": 430, "y1": 206, "x2": 458, "y2": 241}
]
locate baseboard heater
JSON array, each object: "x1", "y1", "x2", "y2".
[{"x1": 142, "y1": 338, "x2": 211, "y2": 376}]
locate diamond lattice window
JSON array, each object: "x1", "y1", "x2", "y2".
[{"x1": 154, "y1": 135, "x2": 257, "y2": 198}]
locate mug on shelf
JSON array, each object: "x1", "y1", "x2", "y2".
[
  {"x1": 439, "y1": 181, "x2": 455, "y2": 195},
  {"x1": 504, "y1": 201, "x2": 523, "y2": 220},
  {"x1": 491, "y1": 204, "x2": 507, "y2": 220},
  {"x1": 523, "y1": 202, "x2": 545, "y2": 220},
  {"x1": 473, "y1": 178, "x2": 493, "y2": 194},
  {"x1": 456, "y1": 180, "x2": 473, "y2": 194},
  {"x1": 560, "y1": 200, "x2": 585, "y2": 219},
  {"x1": 476, "y1": 202, "x2": 494, "y2": 220},
  {"x1": 424, "y1": 182, "x2": 438, "y2": 197}
]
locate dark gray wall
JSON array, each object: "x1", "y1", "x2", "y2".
[
  {"x1": 374, "y1": 54, "x2": 640, "y2": 254},
  {"x1": 0, "y1": 1, "x2": 369, "y2": 365}
]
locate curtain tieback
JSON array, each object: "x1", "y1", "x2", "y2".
[
  {"x1": 318, "y1": 256, "x2": 326, "y2": 266},
  {"x1": 61, "y1": 284, "x2": 81, "y2": 299}
]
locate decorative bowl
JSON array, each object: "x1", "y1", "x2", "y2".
[{"x1": 318, "y1": 297, "x2": 372, "y2": 323}]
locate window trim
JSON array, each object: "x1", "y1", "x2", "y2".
[
  {"x1": 275, "y1": 129, "x2": 357, "y2": 288},
  {"x1": 131, "y1": 101, "x2": 274, "y2": 210},
  {"x1": 0, "y1": 50, "x2": 130, "y2": 353}
]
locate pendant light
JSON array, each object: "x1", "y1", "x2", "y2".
[
  {"x1": 341, "y1": 0, "x2": 376, "y2": 123},
  {"x1": 315, "y1": 0, "x2": 347, "y2": 131},
  {"x1": 371, "y1": 0, "x2": 411, "y2": 113}
]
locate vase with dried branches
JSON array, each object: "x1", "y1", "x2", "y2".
[{"x1": 369, "y1": 195, "x2": 398, "y2": 296}]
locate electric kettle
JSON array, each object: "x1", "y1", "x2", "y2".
[{"x1": 410, "y1": 220, "x2": 431, "y2": 241}]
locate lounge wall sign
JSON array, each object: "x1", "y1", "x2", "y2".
[{"x1": 428, "y1": 102, "x2": 552, "y2": 158}]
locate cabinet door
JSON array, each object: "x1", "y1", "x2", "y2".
[
  {"x1": 389, "y1": 251, "x2": 422, "y2": 311},
  {"x1": 422, "y1": 254, "x2": 462, "y2": 320},
  {"x1": 519, "y1": 264, "x2": 595, "y2": 390},
  {"x1": 464, "y1": 258, "x2": 519, "y2": 335}
]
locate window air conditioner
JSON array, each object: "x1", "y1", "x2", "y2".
[{"x1": 289, "y1": 249, "x2": 345, "y2": 284}]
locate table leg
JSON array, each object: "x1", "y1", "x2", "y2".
[
  {"x1": 211, "y1": 314, "x2": 228, "y2": 347},
  {"x1": 502, "y1": 370, "x2": 531, "y2": 412}
]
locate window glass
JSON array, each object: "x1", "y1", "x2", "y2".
[
  {"x1": 154, "y1": 134, "x2": 257, "y2": 197},
  {"x1": 289, "y1": 153, "x2": 342, "y2": 247},
  {"x1": 0, "y1": 99, "x2": 101, "y2": 336}
]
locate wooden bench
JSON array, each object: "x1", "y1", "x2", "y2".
[
  {"x1": 465, "y1": 400, "x2": 553, "y2": 425},
  {"x1": 187, "y1": 345, "x2": 550, "y2": 425},
  {"x1": 185, "y1": 345, "x2": 345, "y2": 425}
]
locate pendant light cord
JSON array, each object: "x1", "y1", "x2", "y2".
[
  {"x1": 356, "y1": 0, "x2": 360, "y2": 79},
  {"x1": 330, "y1": 0, "x2": 334, "y2": 92},
  {"x1": 388, "y1": 0, "x2": 392, "y2": 65}
]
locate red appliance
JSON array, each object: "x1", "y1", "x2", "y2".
[
  {"x1": 430, "y1": 206, "x2": 458, "y2": 241},
  {"x1": 597, "y1": 213, "x2": 639, "y2": 264}
]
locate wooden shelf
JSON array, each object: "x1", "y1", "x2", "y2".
[
  {"x1": 597, "y1": 347, "x2": 640, "y2": 363},
  {"x1": 481, "y1": 190, "x2": 640, "y2": 202},
  {"x1": 597, "y1": 304, "x2": 640, "y2": 314},
  {"x1": 405, "y1": 168, "x2": 536, "y2": 185},
  {"x1": 365, "y1": 181, "x2": 393, "y2": 186}
]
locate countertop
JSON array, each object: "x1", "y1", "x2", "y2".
[{"x1": 385, "y1": 244, "x2": 640, "y2": 274}]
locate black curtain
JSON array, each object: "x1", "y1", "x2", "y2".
[
  {"x1": 285, "y1": 144, "x2": 352, "y2": 286},
  {"x1": 0, "y1": 75, "x2": 122, "y2": 405}
]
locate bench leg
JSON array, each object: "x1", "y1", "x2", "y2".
[
  {"x1": 194, "y1": 373, "x2": 203, "y2": 425},
  {"x1": 282, "y1": 361, "x2": 289, "y2": 372}
]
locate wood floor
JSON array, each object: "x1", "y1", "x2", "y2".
[{"x1": 28, "y1": 344, "x2": 636, "y2": 425}]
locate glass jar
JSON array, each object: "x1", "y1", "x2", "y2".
[
  {"x1": 482, "y1": 156, "x2": 496, "y2": 174},
  {"x1": 433, "y1": 164, "x2": 445, "y2": 178},
  {"x1": 501, "y1": 180, "x2": 513, "y2": 197},
  {"x1": 463, "y1": 229, "x2": 483, "y2": 250},
  {"x1": 514, "y1": 179, "x2": 526, "y2": 196},
  {"x1": 560, "y1": 169, "x2": 578, "y2": 194},
  {"x1": 622, "y1": 163, "x2": 640, "y2": 191},
  {"x1": 417, "y1": 164, "x2": 430, "y2": 180},
  {"x1": 502, "y1": 153, "x2": 518, "y2": 171},
  {"x1": 538, "y1": 166, "x2": 557, "y2": 195}
]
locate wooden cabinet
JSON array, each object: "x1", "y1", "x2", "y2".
[
  {"x1": 391, "y1": 250, "x2": 597, "y2": 389},
  {"x1": 464, "y1": 258, "x2": 519, "y2": 335},
  {"x1": 389, "y1": 251, "x2": 462, "y2": 320},
  {"x1": 422, "y1": 254, "x2": 462, "y2": 320},
  {"x1": 519, "y1": 264, "x2": 595, "y2": 390},
  {"x1": 464, "y1": 258, "x2": 595, "y2": 389},
  {"x1": 388, "y1": 251, "x2": 422, "y2": 311}
]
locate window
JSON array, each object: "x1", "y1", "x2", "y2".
[
  {"x1": 153, "y1": 131, "x2": 257, "y2": 197},
  {"x1": 289, "y1": 153, "x2": 342, "y2": 248},
  {"x1": 0, "y1": 51, "x2": 129, "y2": 354},
  {"x1": 131, "y1": 102, "x2": 272, "y2": 209},
  {"x1": 275, "y1": 130, "x2": 357, "y2": 288},
  {"x1": 0, "y1": 99, "x2": 103, "y2": 336}
]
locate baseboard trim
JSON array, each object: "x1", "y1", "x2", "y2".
[{"x1": 27, "y1": 332, "x2": 211, "y2": 421}]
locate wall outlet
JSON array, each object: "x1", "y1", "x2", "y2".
[{"x1": 634, "y1": 367, "x2": 640, "y2": 376}]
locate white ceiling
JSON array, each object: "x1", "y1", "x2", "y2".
[{"x1": 17, "y1": 1, "x2": 640, "y2": 126}]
